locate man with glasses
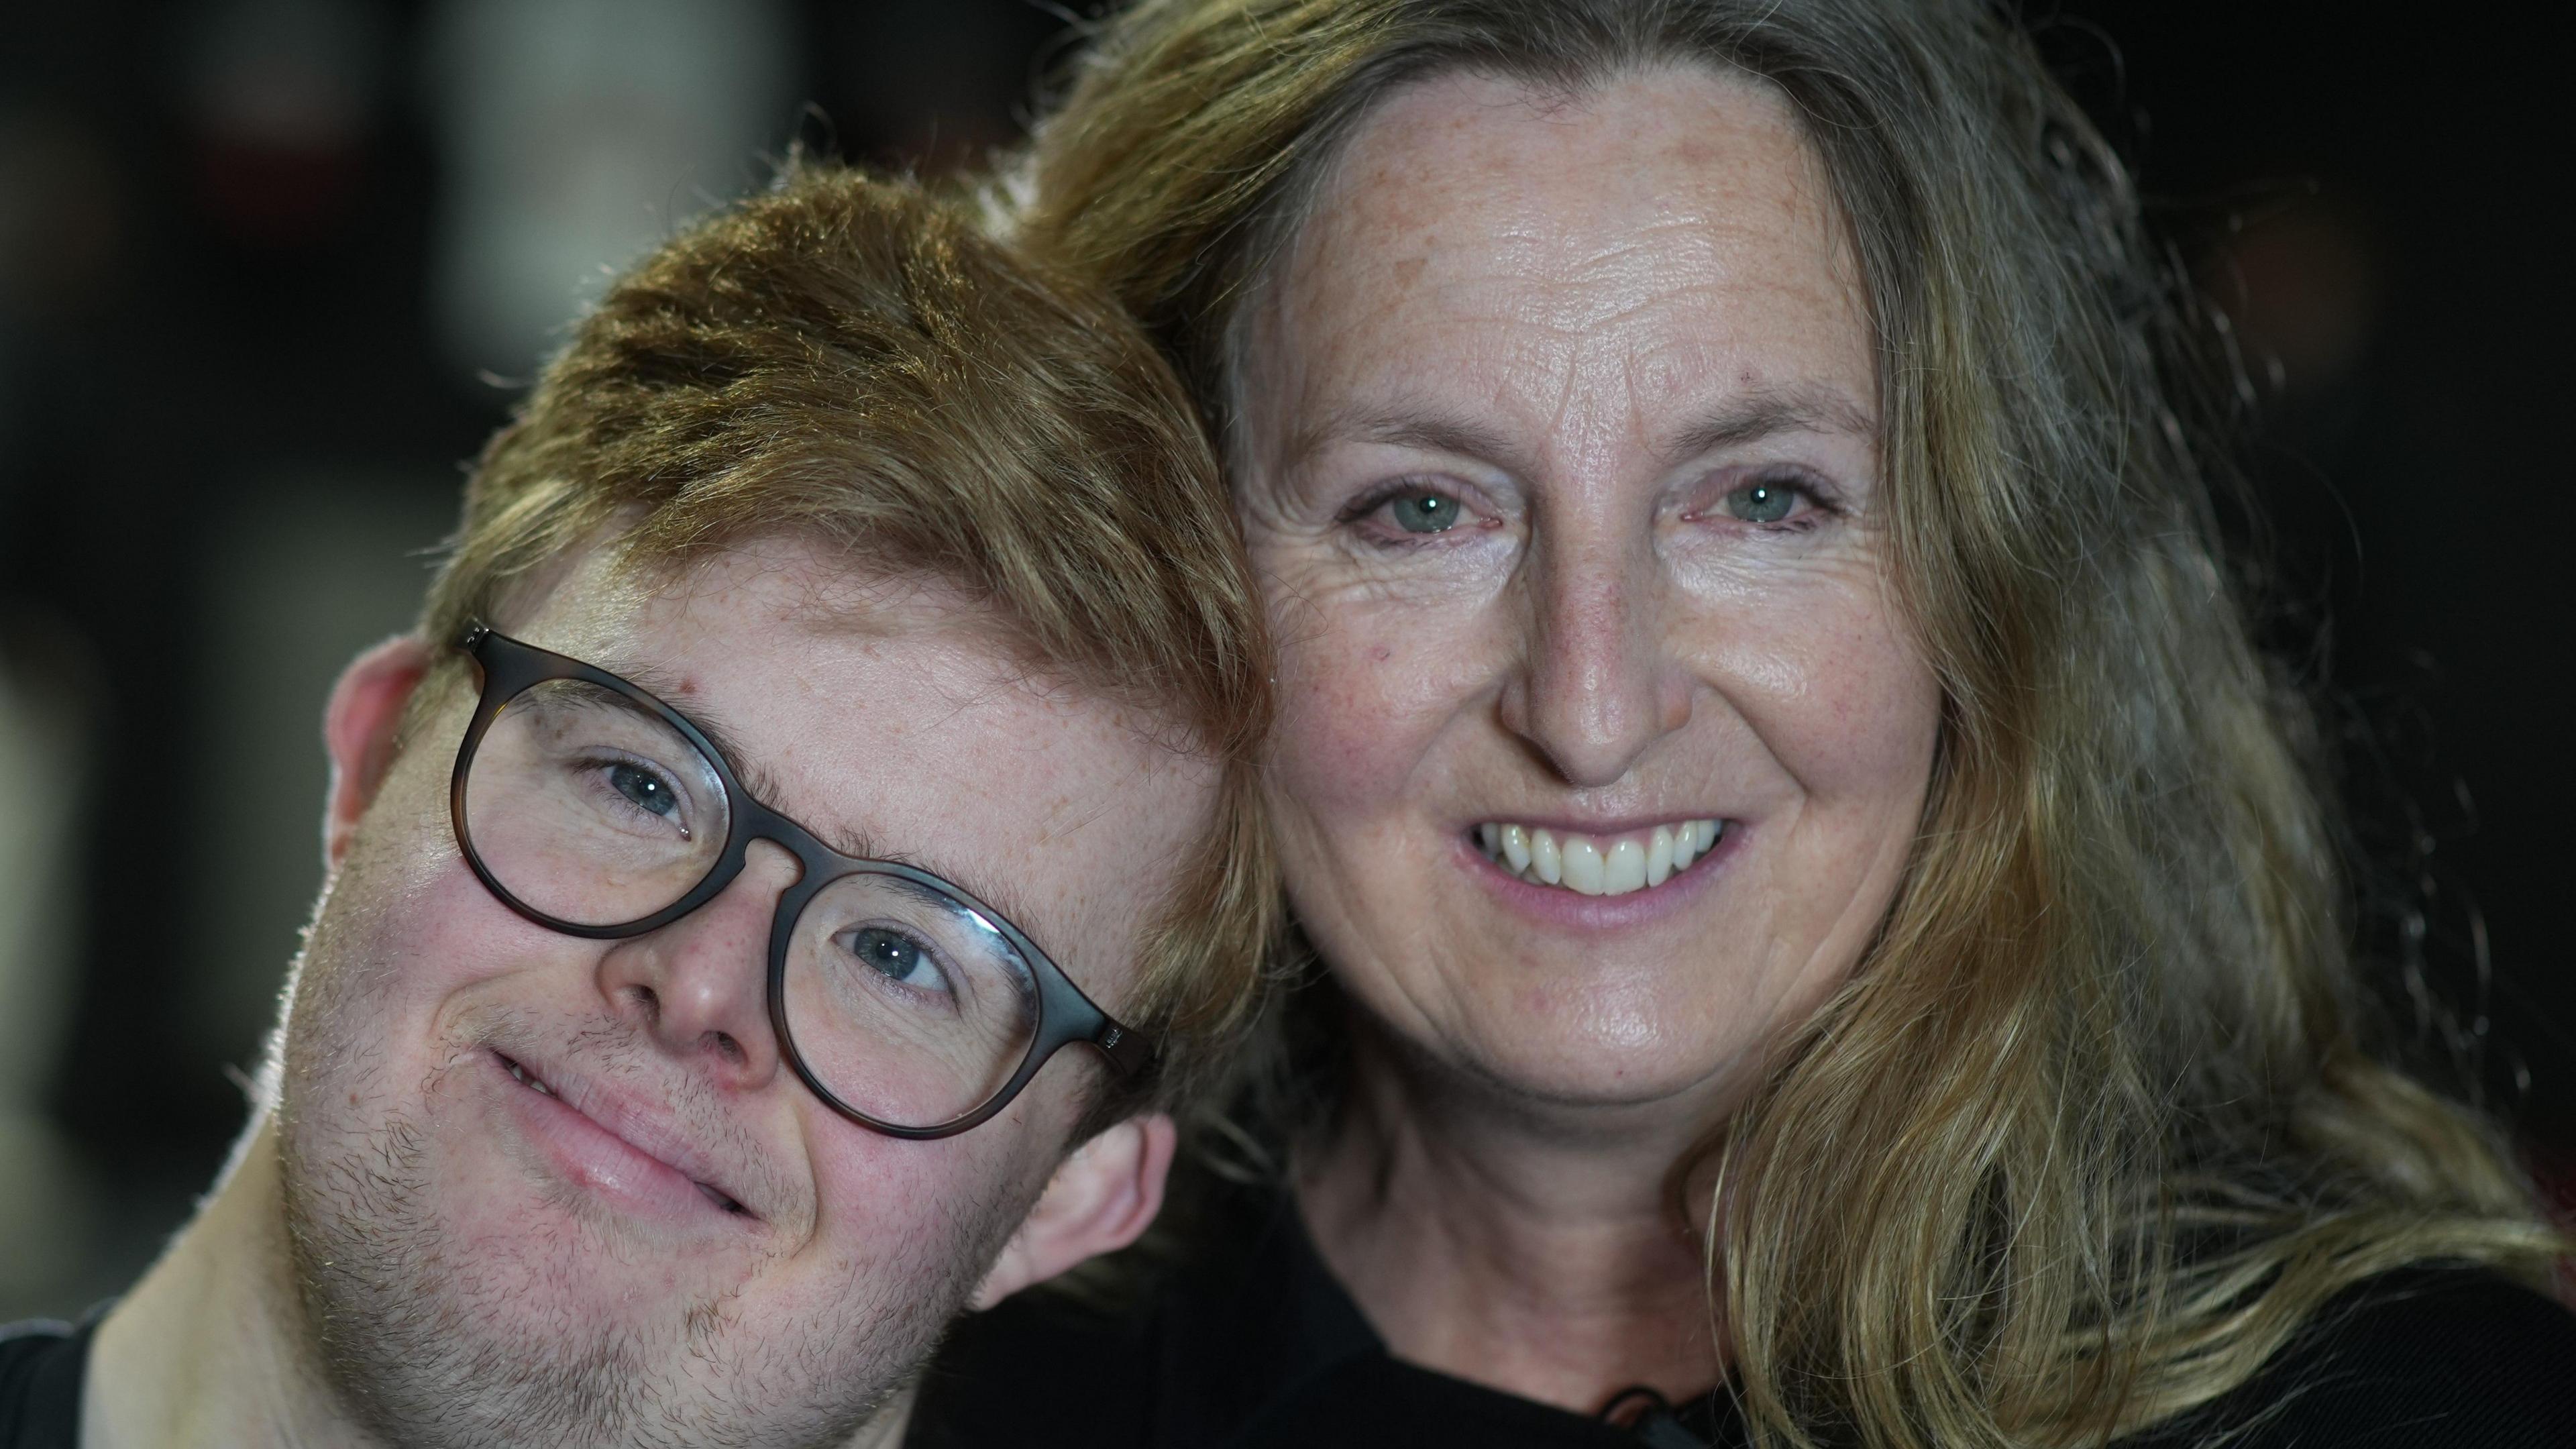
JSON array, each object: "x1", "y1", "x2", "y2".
[{"x1": 0, "y1": 167, "x2": 1273, "y2": 1448}]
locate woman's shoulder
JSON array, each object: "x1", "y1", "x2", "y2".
[
  {"x1": 2128, "y1": 1267, "x2": 2576, "y2": 1448},
  {"x1": 910, "y1": 1238, "x2": 2576, "y2": 1449},
  {"x1": 907, "y1": 1185, "x2": 1318, "y2": 1449}
]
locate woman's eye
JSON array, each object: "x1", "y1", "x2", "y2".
[
  {"x1": 1722, "y1": 480, "x2": 1805, "y2": 525},
  {"x1": 1385, "y1": 491, "x2": 1462, "y2": 534},
  {"x1": 847, "y1": 927, "x2": 951, "y2": 995}
]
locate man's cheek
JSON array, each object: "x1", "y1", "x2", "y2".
[
  {"x1": 806, "y1": 1132, "x2": 1025, "y2": 1283},
  {"x1": 319, "y1": 851, "x2": 559, "y2": 1021},
  {"x1": 284, "y1": 860, "x2": 536, "y2": 1142}
]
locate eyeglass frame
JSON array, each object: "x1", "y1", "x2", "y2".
[{"x1": 443, "y1": 622, "x2": 1155, "y2": 1141}]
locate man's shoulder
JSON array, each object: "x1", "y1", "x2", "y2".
[
  {"x1": 0, "y1": 1316, "x2": 92, "y2": 1449},
  {"x1": 909, "y1": 1287, "x2": 1161, "y2": 1449},
  {"x1": 2133, "y1": 1267, "x2": 2576, "y2": 1448}
]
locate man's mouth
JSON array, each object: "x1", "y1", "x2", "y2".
[
  {"x1": 1472, "y1": 818, "x2": 1727, "y2": 898},
  {"x1": 494, "y1": 1051, "x2": 749, "y2": 1216},
  {"x1": 501, "y1": 1055, "x2": 559, "y2": 1097}
]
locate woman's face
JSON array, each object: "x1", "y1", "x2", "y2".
[{"x1": 1240, "y1": 64, "x2": 1943, "y2": 1112}]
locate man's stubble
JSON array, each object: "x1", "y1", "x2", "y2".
[{"x1": 269, "y1": 817, "x2": 1020, "y2": 1449}]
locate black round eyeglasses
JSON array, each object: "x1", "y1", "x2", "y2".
[{"x1": 445, "y1": 624, "x2": 1151, "y2": 1140}]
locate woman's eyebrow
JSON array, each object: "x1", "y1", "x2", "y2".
[
  {"x1": 1662, "y1": 383, "x2": 1877, "y2": 462},
  {"x1": 1286, "y1": 387, "x2": 1872, "y2": 477},
  {"x1": 1281, "y1": 400, "x2": 1521, "y2": 475}
]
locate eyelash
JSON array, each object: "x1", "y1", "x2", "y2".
[
  {"x1": 1336, "y1": 470, "x2": 1843, "y2": 548},
  {"x1": 1336, "y1": 478, "x2": 1493, "y2": 549},
  {"x1": 1687, "y1": 472, "x2": 1841, "y2": 533}
]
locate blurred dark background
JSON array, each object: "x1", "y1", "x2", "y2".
[{"x1": 1, "y1": 1, "x2": 2567, "y2": 1315}]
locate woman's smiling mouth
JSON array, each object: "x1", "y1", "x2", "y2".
[{"x1": 1472, "y1": 818, "x2": 1726, "y2": 896}]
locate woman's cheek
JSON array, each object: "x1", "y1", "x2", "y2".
[
  {"x1": 1682, "y1": 553, "x2": 1938, "y2": 796},
  {"x1": 1270, "y1": 592, "x2": 1487, "y2": 822}
]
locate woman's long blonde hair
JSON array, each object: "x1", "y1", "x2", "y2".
[{"x1": 1005, "y1": 1, "x2": 2570, "y2": 1443}]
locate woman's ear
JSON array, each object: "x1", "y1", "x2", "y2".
[
  {"x1": 973, "y1": 1112, "x2": 1178, "y2": 1309},
  {"x1": 321, "y1": 635, "x2": 437, "y2": 871}
]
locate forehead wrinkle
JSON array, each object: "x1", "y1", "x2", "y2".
[
  {"x1": 1658, "y1": 382, "x2": 1878, "y2": 466},
  {"x1": 1283, "y1": 393, "x2": 1526, "y2": 478}
]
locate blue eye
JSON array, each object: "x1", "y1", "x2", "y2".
[
  {"x1": 847, "y1": 927, "x2": 952, "y2": 995},
  {"x1": 1387, "y1": 492, "x2": 1461, "y2": 533},
  {"x1": 1723, "y1": 481, "x2": 1799, "y2": 524},
  {"x1": 608, "y1": 763, "x2": 680, "y2": 818}
]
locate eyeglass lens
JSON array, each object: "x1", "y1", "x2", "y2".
[{"x1": 458, "y1": 677, "x2": 1041, "y2": 1130}]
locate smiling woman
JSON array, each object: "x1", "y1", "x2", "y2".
[
  {"x1": 907, "y1": 2, "x2": 2576, "y2": 1447},
  {"x1": 1234, "y1": 66, "x2": 1935, "y2": 1129}
]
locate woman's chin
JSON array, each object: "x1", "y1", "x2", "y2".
[{"x1": 1397, "y1": 1006, "x2": 1771, "y2": 1124}]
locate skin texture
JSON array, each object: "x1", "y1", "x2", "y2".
[
  {"x1": 85, "y1": 537, "x2": 1200, "y2": 1449},
  {"x1": 1243, "y1": 67, "x2": 1943, "y2": 1408}
]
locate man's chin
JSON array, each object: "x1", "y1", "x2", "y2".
[{"x1": 279, "y1": 1113, "x2": 955, "y2": 1449}]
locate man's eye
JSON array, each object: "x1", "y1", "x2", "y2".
[
  {"x1": 848, "y1": 927, "x2": 951, "y2": 995},
  {"x1": 1723, "y1": 480, "x2": 1803, "y2": 524},
  {"x1": 1385, "y1": 492, "x2": 1462, "y2": 533},
  {"x1": 608, "y1": 762, "x2": 681, "y2": 818}
]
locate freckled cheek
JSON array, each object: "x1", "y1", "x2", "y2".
[
  {"x1": 803, "y1": 1130, "x2": 1024, "y2": 1267},
  {"x1": 1271, "y1": 602, "x2": 1493, "y2": 817},
  {"x1": 1694, "y1": 594, "x2": 1940, "y2": 796},
  {"x1": 318, "y1": 855, "x2": 593, "y2": 1030}
]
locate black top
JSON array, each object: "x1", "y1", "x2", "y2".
[
  {"x1": 909, "y1": 1184, "x2": 2576, "y2": 1449},
  {"x1": 0, "y1": 1314, "x2": 93, "y2": 1449}
]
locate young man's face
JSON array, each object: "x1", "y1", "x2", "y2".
[{"x1": 274, "y1": 536, "x2": 1212, "y2": 1447}]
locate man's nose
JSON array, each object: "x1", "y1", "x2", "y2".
[
  {"x1": 594, "y1": 839, "x2": 797, "y2": 1088},
  {"x1": 1496, "y1": 513, "x2": 1692, "y2": 788}
]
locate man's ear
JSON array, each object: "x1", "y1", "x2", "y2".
[
  {"x1": 973, "y1": 1112, "x2": 1177, "y2": 1309},
  {"x1": 322, "y1": 635, "x2": 437, "y2": 870}
]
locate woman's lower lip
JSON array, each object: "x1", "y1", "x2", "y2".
[
  {"x1": 1456, "y1": 824, "x2": 1739, "y2": 928},
  {"x1": 487, "y1": 1051, "x2": 739, "y2": 1226}
]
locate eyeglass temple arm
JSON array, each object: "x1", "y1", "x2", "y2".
[{"x1": 1089, "y1": 1018, "x2": 1154, "y2": 1079}]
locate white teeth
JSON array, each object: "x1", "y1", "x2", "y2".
[
  {"x1": 1560, "y1": 837, "x2": 1605, "y2": 894},
  {"x1": 1473, "y1": 818, "x2": 1724, "y2": 897},
  {"x1": 1532, "y1": 828, "x2": 1562, "y2": 885},
  {"x1": 504, "y1": 1058, "x2": 556, "y2": 1097},
  {"x1": 1603, "y1": 837, "x2": 1646, "y2": 894}
]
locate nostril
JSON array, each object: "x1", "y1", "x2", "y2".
[
  {"x1": 628, "y1": 984, "x2": 661, "y2": 1026},
  {"x1": 710, "y1": 1030, "x2": 745, "y2": 1065}
]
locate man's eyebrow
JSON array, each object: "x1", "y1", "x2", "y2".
[
  {"x1": 865, "y1": 871, "x2": 1051, "y2": 987},
  {"x1": 1662, "y1": 384, "x2": 1877, "y2": 462},
  {"x1": 597, "y1": 657, "x2": 796, "y2": 805},
  {"x1": 596, "y1": 653, "x2": 1059, "y2": 950},
  {"x1": 856, "y1": 846, "x2": 1054, "y2": 953}
]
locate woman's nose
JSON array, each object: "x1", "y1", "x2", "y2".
[
  {"x1": 594, "y1": 839, "x2": 797, "y2": 1088},
  {"x1": 1496, "y1": 525, "x2": 1693, "y2": 788}
]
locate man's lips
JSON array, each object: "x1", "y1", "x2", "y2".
[{"x1": 488, "y1": 1049, "x2": 757, "y2": 1223}]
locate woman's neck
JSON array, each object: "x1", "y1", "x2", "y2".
[{"x1": 1293, "y1": 1033, "x2": 1727, "y2": 1416}]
